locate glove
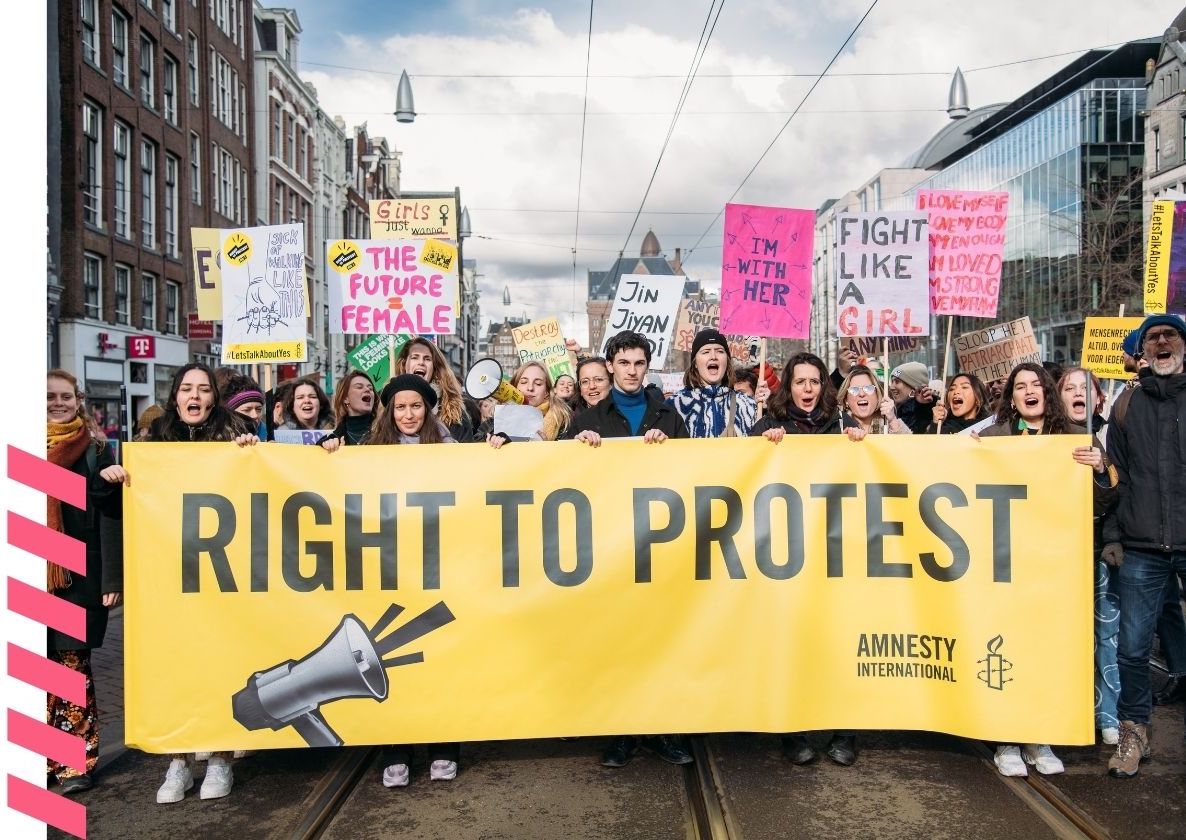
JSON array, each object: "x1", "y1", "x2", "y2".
[{"x1": 1100, "y1": 542, "x2": 1124, "y2": 568}]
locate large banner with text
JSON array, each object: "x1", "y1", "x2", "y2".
[{"x1": 123, "y1": 436, "x2": 1092, "y2": 752}]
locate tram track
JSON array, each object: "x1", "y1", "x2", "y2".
[{"x1": 288, "y1": 747, "x2": 376, "y2": 840}]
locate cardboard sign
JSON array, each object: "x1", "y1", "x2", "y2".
[
  {"x1": 1144, "y1": 199, "x2": 1186, "y2": 314},
  {"x1": 917, "y1": 190, "x2": 1009, "y2": 318},
  {"x1": 346, "y1": 333, "x2": 411, "y2": 387},
  {"x1": 955, "y1": 317, "x2": 1041, "y2": 384},
  {"x1": 219, "y1": 224, "x2": 308, "y2": 364},
  {"x1": 657, "y1": 372, "x2": 684, "y2": 395},
  {"x1": 272, "y1": 429, "x2": 329, "y2": 445},
  {"x1": 720, "y1": 204, "x2": 813, "y2": 338},
  {"x1": 841, "y1": 336, "x2": 920, "y2": 356},
  {"x1": 326, "y1": 239, "x2": 459, "y2": 336},
  {"x1": 369, "y1": 197, "x2": 457, "y2": 240},
  {"x1": 836, "y1": 212, "x2": 930, "y2": 337},
  {"x1": 672, "y1": 299, "x2": 753, "y2": 363},
  {"x1": 1080, "y1": 317, "x2": 1145, "y2": 380},
  {"x1": 512, "y1": 318, "x2": 573, "y2": 381},
  {"x1": 192, "y1": 227, "x2": 222, "y2": 321},
  {"x1": 599, "y1": 274, "x2": 683, "y2": 369}
]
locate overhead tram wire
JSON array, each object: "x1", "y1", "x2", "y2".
[
  {"x1": 572, "y1": 0, "x2": 595, "y2": 328},
  {"x1": 685, "y1": 0, "x2": 881, "y2": 259},
  {"x1": 617, "y1": 0, "x2": 726, "y2": 261}
]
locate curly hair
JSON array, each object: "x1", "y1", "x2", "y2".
[
  {"x1": 996, "y1": 362, "x2": 1071, "y2": 434},
  {"x1": 766, "y1": 352, "x2": 837, "y2": 421}
]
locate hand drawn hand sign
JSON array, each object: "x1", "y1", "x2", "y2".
[{"x1": 238, "y1": 273, "x2": 287, "y2": 335}]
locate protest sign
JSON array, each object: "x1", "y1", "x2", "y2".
[
  {"x1": 1080, "y1": 317, "x2": 1145, "y2": 380},
  {"x1": 599, "y1": 274, "x2": 683, "y2": 369},
  {"x1": 1144, "y1": 199, "x2": 1186, "y2": 314},
  {"x1": 955, "y1": 316, "x2": 1041, "y2": 384},
  {"x1": 370, "y1": 197, "x2": 457, "y2": 240},
  {"x1": 657, "y1": 372, "x2": 684, "y2": 395},
  {"x1": 493, "y1": 404, "x2": 545, "y2": 440},
  {"x1": 836, "y1": 211, "x2": 930, "y2": 338},
  {"x1": 219, "y1": 224, "x2": 308, "y2": 364},
  {"x1": 124, "y1": 435, "x2": 1092, "y2": 752},
  {"x1": 192, "y1": 228, "x2": 223, "y2": 321},
  {"x1": 512, "y1": 318, "x2": 573, "y2": 381},
  {"x1": 916, "y1": 190, "x2": 1009, "y2": 318},
  {"x1": 326, "y1": 239, "x2": 458, "y2": 336},
  {"x1": 720, "y1": 204, "x2": 813, "y2": 338},
  {"x1": 272, "y1": 429, "x2": 329, "y2": 445},
  {"x1": 841, "y1": 336, "x2": 920, "y2": 357},
  {"x1": 346, "y1": 333, "x2": 411, "y2": 387}
]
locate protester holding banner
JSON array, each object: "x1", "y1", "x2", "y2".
[
  {"x1": 837, "y1": 365, "x2": 910, "y2": 439},
  {"x1": 277, "y1": 376, "x2": 335, "y2": 433},
  {"x1": 885, "y1": 362, "x2": 936, "y2": 435},
  {"x1": 98, "y1": 363, "x2": 257, "y2": 802},
  {"x1": 267, "y1": 379, "x2": 298, "y2": 441},
  {"x1": 573, "y1": 357, "x2": 611, "y2": 415},
  {"x1": 221, "y1": 372, "x2": 266, "y2": 438},
  {"x1": 394, "y1": 337, "x2": 473, "y2": 442},
  {"x1": 321, "y1": 371, "x2": 377, "y2": 451},
  {"x1": 749, "y1": 353, "x2": 840, "y2": 440},
  {"x1": 1101, "y1": 314, "x2": 1186, "y2": 778},
  {"x1": 927, "y1": 373, "x2": 991, "y2": 434},
  {"x1": 45, "y1": 370, "x2": 123, "y2": 794},
  {"x1": 510, "y1": 361, "x2": 571, "y2": 441},
  {"x1": 668, "y1": 329, "x2": 757, "y2": 438}
]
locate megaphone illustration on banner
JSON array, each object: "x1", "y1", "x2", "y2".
[
  {"x1": 231, "y1": 601, "x2": 456, "y2": 747},
  {"x1": 464, "y1": 357, "x2": 524, "y2": 404}
]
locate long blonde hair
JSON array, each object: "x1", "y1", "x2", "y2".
[
  {"x1": 394, "y1": 338, "x2": 466, "y2": 429},
  {"x1": 511, "y1": 362, "x2": 571, "y2": 441},
  {"x1": 47, "y1": 368, "x2": 106, "y2": 443}
]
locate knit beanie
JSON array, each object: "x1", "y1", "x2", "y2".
[
  {"x1": 222, "y1": 373, "x2": 264, "y2": 412},
  {"x1": 380, "y1": 374, "x2": 438, "y2": 410},
  {"x1": 889, "y1": 361, "x2": 928, "y2": 391},
  {"x1": 691, "y1": 329, "x2": 730, "y2": 357}
]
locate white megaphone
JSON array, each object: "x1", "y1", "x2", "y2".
[
  {"x1": 465, "y1": 357, "x2": 524, "y2": 404},
  {"x1": 232, "y1": 602, "x2": 455, "y2": 747}
]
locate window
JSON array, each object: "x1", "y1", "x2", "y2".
[
  {"x1": 1182, "y1": 115, "x2": 1186, "y2": 163},
  {"x1": 186, "y1": 33, "x2": 200, "y2": 105},
  {"x1": 141, "y1": 273, "x2": 156, "y2": 330},
  {"x1": 1154, "y1": 127, "x2": 1161, "y2": 171},
  {"x1": 163, "y1": 55, "x2": 178, "y2": 124},
  {"x1": 81, "y1": 0, "x2": 99, "y2": 66},
  {"x1": 113, "y1": 121, "x2": 130, "y2": 238},
  {"x1": 114, "y1": 264, "x2": 130, "y2": 324},
  {"x1": 272, "y1": 102, "x2": 281, "y2": 157},
  {"x1": 189, "y1": 132, "x2": 202, "y2": 204},
  {"x1": 82, "y1": 102, "x2": 102, "y2": 226},
  {"x1": 83, "y1": 253, "x2": 102, "y2": 319},
  {"x1": 288, "y1": 116, "x2": 296, "y2": 169},
  {"x1": 210, "y1": 50, "x2": 239, "y2": 129},
  {"x1": 141, "y1": 139, "x2": 156, "y2": 247},
  {"x1": 165, "y1": 154, "x2": 179, "y2": 257},
  {"x1": 112, "y1": 9, "x2": 129, "y2": 86},
  {"x1": 272, "y1": 179, "x2": 281, "y2": 224},
  {"x1": 140, "y1": 33, "x2": 155, "y2": 108},
  {"x1": 165, "y1": 281, "x2": 179, "y2": 334},
  {"x1": 162, "y1": 0, "x2": 175, "y2": 32}
]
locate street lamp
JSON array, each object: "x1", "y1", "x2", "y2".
[{"x1": 395, "y1": 70, "x2": 416, "y2": 123}]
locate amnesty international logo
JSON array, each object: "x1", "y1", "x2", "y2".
[{"x1": 977, "y1": 635, "x2": 1013, "y2": 690}]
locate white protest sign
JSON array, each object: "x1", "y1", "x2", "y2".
[
  {"x1": 494, "y1": 404, "x2": 545, "y2": 441},
  {"x1": 836, "y1": 211, "x2": 930, "y2": 338},
  {"x1": 219, "y1": 224, "x2": 308, "y2": 363},
  {"x1": 272, "y1": 429, "x2": 330, "y2": 445},
  {"x1": 326, "y1": 238, "x2": 458, "y2": 335},
  {"x1": 599, "y1": 274, "x2": 683, "y2": 369}
]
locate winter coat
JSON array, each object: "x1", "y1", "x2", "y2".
[
  {"x1": 749, "y1": 412, "x2": 842, "y2": 436},
  {"x1": 51, "y1": 442, "x2": 122, "y2": 652},
  {"x1": 562, "y1": 387, "x2": 689, "y2": 440},
  {"x1": 895, "y1": 397, "x2": 934, "y2": 435},
  {"x1": 667, "y1": 385, "x2": 757, "y2": 438},
  {"x1": 1103, "y1": 373, "x2": 1186, "y2": 552}
]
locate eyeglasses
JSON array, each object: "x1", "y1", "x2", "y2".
[
  {"x1": 579, "y1": 376, "x2": 609, "y2": 387},
  {"x1": 1143, "y1": 328, "x2": 1184, "y2": 345},
  {"x1": 847, "y1": 384, "x2": 877, "y2": 396}
]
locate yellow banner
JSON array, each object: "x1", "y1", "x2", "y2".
[
  {"x1": 1145, "y1": 199, "x2": 1174, "y2": 314},
  {"x1": 1080, "y1": 316, "x2": 1145, "y2": 380},
  {"x1": 191, "y1": 228, "x2": 222, "y2": 321},
  {"x1": 123, "y1": 436, "x2": 1093, "y2": 753}
]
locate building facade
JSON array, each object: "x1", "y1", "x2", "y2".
[
  {"x1": 55, "y1": 0, "x2": 255, "y2": 428},
  {"x1": 1144, "y1": 13, "x2": 1186, "y2": 204}
]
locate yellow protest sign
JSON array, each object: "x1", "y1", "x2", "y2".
[
  {"x1": 1080, "y1": 317, "x2": 1145, "y2": 380},
  {"x1": 191, "y1": 228, "x2": 222, "y2": 321},
  {"x1": 369, "y1": 197, "x2": 457, "y2": 240},
  {"x1": 1144, "y1": 199, "x2": 1174, "y2": 314},
  {"x1": 123, "y1": 436, "x2": 1092, "y2": 753},
  {"x1": 512, "y1": 317, "x2": 572, "y2": 381}
]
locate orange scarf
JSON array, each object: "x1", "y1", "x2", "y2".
[{"x1": 46, "y1": 418, "x2": 92, "y2": 591}]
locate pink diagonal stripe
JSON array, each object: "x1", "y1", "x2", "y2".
[
  {"x1": 7, "y1": 512, "x2": 86, "y2": 574},
  {"x1": 8, "y1": 709, "x2": 87, "y2": 772},
  {"x1": 7, "y1": 578, "x2": 86, "y2": 639},
  {"x1": 6, "y1": 445, "x2": 86, "y2": 509},
  {"x1": 7, "y1": 643, "x2": 86, "y2": 705},
  {"x1": 7, "y1": 774, "x2": 86, "y2": 839}
]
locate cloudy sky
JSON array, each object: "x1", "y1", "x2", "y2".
[{"x1": 293, "y1": 0, "x2": 1165, "y2": 344}]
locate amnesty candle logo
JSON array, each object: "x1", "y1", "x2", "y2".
[{"x1": 977, "y1": 635, "x2": 1013, "y2": 690}]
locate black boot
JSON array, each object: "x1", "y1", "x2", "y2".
[
  {"x1": 600, "y1": 735, "x2": 637, "y2": 768},
  {"x1": 781, "y1": 734, "x2": 817, "y2": 765},
  {"x1": 826, "y1": 734, "x2": 858, "y2": 766},
  {"x1": 1153, "y1": 676, "x2": 1186, "y2": 705},
  {"x1": 642, "y1": 735, "x2": 693, "y2": 765}
]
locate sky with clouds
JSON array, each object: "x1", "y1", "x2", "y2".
[{"x1": 291, "y1": 0, "x2": 1168, "y2": 344}]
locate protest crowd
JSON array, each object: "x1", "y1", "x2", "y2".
[{"x1": 43, "y1": 308, "x2": 1186, "y2": 801}]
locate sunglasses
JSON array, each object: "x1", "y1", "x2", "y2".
[{"x1": 847, "y1": 384, "x2": 877, "y2": 396}]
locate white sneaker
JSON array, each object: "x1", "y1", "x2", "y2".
[
  {"x1": 429, "y1": 760, "x2": 457, "y2": 781},
  {"x1": 382, "y1": 763, "x2": 410, "y2": 788},
  {"x1": 156, "y1": 759, "x2": 194, "y2": 804},
  {"x1": 1022, "y1": 744, "x2": 1064, "y2": 775},
  {"x1": 200, "y1": 756, "x2": 234, "y2": 800},
  {"x1": 1101, "y1": 727, "x2": 1119, "y2": 745},
  {"x1": 994, "y1": 745, "x2": 1028, "y2": 777}
]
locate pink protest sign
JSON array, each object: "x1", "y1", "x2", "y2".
[
  {"x1": 917, "y1": 189, "x2": 1009, "y2": 318},
  {"x1": 719, "y1": 204, "x2": 813, "y2": 338}
]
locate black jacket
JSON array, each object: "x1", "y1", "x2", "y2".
[
  {"x1": 1103, "y1": 373, "x2": 1186, "y2": 552},
  {"x1": 52, "y1": 442, "x2": 123, "y2": 652},
  {"x1": 896, "y1": 397, "x2": 934, "y2": 435},
  {"x1": 749, "y1": 413, "x2": 842, "y2": 436},
  {"x1": 561, "y1": 386, "x2": 688, "y2": 440}
]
